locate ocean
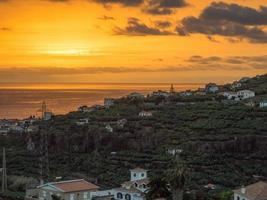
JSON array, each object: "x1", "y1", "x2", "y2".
[{"x1": 0, "y1": 83, "x2": 203, "y2": 119}]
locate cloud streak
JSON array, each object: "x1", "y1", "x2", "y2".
[{"x1": 114, "y1": 18, "x2": 173, "y2": 35}]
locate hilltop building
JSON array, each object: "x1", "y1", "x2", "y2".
[
  {"x1": 152, "y1": 90, "x2": 170, "y2": 98},
  {"x1": 43, "y1": 112, "x2": 53, "y2": 121},
  {"x1": 26, "y1": 179, "x2": 99, "y2": 200},
  {"x1": 113, "y1": 168, "x2": 150, "y2": 200},
  {"x1": 205, "y1": 83, "x2": 219, "y2": 93},
  {"x1": 233, "y1": 181, "x2": 267, "y2": 200},
  {"x1": 237, "y1": 90, "x2": 255, "y2": 100},
  {"x1": 260, "y1": 100, "x2": 267, "y2": 108},
  {"x1": 139, "y1": 111, "x2": 153, "y2": 118},
  {"x1": 104, "y1": 98, "x2": 115, "y2": 108}
]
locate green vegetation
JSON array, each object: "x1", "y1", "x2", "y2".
[{"x1": 1, "y1": 74, "x2": 267, "y2": 199}]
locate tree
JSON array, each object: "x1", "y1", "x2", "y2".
[
  {"x1": 146, "y1": 176, "x2": 171, "y2": 200},
  {"x1": 167, "y1": 161, "x2": 189, "y2": 200},
  {"x1": 219, "y1": 190, "x2": 233, "y2": 200}
]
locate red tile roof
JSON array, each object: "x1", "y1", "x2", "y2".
[{"x1": 41, "y1": 179, "x2": 99, "y2": 193}]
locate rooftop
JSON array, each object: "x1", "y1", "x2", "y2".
[
  {"x1": 233, "y1": 181, "x2": 267, "y2": 200},
  {"x1": 39, "y1": 179, "x2": 99, "y2": 193},
  {"x1": 130, "y1": 168, "x2": 147, "y2": 173}
]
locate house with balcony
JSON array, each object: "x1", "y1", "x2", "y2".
[{"x1": 113, "y1": 168, "x2": 150, "y2": 200}]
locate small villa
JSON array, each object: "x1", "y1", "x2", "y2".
[
  {"x1": 105, "y1": 124, "x2": 113, "y2": 133},
  {"x1": 222, "y1": 92, "x2": 240, "y2": 101},
  {"x1": 237, "y1": 90, "x2": 255, "y2": 100},
  {"x1": 152, "y1": 90, "x2": 170, "y2": 98},
  {"x1": 26, "y1": 179, "x2": 99, "y2": 200},
  {"x1": 231, "y1": 81, "x2": 242, "y2": 89},
  {"x1": 139, "y1": 111, "x2": 153, "y2": 118},
  {"x1": 113, "y1": 168, "x2": 150, "y2": 200},
  {"x1": 205, "y1": 83, "x2": 219, "y2": 93},
  {"x1": 76, "y1": 118, "x2": 90, "y2": 126},
  {"x1": 233, "y1": 181, "x2": 267, "y2": 200},
  {"x1": 104, "y1": 98, "x2": 115, "y2": 108},
  {"x1": 260, "y1": 100, "x2": 267, "y2": 108}
]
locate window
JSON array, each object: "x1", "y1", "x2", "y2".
[
  {"x1": 237, "y1": 196, "x2": 240, "y2": 200},
  {"x1": 117, "y1": 193, "x2": 123, "y2": 199},
  {"x1": 135, "y1": 183, "x2": 138, "y2": 188},
  {"x1": 125, "y1": 194, "x2": 131, "y2": 200},
  {"x1": 141, "y1": 173, "x2": 144, "y2": 177},
  {"x1": 84, "y1": 192, "x2": 88, "y2": 199},
  {"x1": 133, "y1": 173, "x2": 136, "y2": 177},
  {"x1": 70, "y1": 194, "x2": 75, "y2": 200}
]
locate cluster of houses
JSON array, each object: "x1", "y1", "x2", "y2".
[
  {"x1": 222, "y1": 90, "x2": 256, "y2": 101},
  {"x1": 26, "y1": 168, "x2": 150, "y2": 200},
  {"x1": 0, "y1": 117, "x2": 39, "y2": 135},
  {"x1": 25, "y1": 168, "x2": 267, "y2": 200}
]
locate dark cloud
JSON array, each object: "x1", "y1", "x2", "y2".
[
  {"x1": 98, "y1": 15, "x2": 115, "y2": 20},
  {"x1": 201, "y1": 2, "x2": 267, "y2": 25},
  {"x1": 176, "y1": 2, "x2": 267, "y2": 43},
  {"x1": 143, "y1": 0, "x2": 187, "y2": 15},
  {"x1": 114, "y1": 18, "x2": 173, "y2": 35},
  {"x1": 92, "y1": 0, "x2": 143, "y2": 7}
]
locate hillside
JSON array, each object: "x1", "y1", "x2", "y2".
[{"x1": 1, "y1": 74, "x2": 267, "y2": 199}]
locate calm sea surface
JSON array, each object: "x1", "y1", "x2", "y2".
[{"x1": 0, "y1": 83, "x2": 203, "y2": 119}]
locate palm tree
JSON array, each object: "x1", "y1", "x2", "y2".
[
  {"x1": 146, "y1": 176, "x2": 171, "y2": 200},
  {"x1": 167, "y1": 162, "x2": 189, "y2": 200}
]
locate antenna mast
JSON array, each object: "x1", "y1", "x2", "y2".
[{"x1": 1, "y1": 147, "x2": 7, "y2": 192}]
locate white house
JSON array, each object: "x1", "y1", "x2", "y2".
[
  {"x1": 152, "y1": 91, "x2": 170, "y2": 98},
  {"x1": 113, "y1": 168, "x2": 150, "y2": 200},
  {"x1": 260, "y1": 100, "x2": 267, "y2": 108},
  {"x1": 166, "y1": 148, "x2": 183, "y2": 156},
  {"x1": 76, "y1": 118, "x2": 90, "y2": 126},
  {"x1": 233, "y1": 181, "x2": 267, "y2": 200},
  {"x1": 25, "y1": 179, "x2": 99, "y2": 200},
  {"x1": 222, "y1": 92, "x2": 240, "y2": 101},
  {"x1": 180, "y1": 91, "x2": 193, "y2": 97},
  {"x1": 205, "y1": 83, "x2": 219, "y2": 93},
  {"x1": 105, "y1": 124, "x2": 113, "y2": 133},
  {"x1": 231, "y1": 81, "x2": 242, "y2": 89},
  {"x1": 43, "y1": 112, "x2": 53, "y2": 121},
  {"x1": 237, "y1": 90, "x2": 255, "y2": 100},
  {"x1": 139, "y1": 111, "x2": 153, "y2": 118},
  {"x1": 104, "y1": 98, "x2": 115, "y2": 108}
]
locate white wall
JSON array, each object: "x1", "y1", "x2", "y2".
[{"x1": 130, "y1": 171, "x2": 147, "y2": 181}]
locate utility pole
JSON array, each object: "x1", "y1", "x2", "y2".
[{"x1": 2, "y1": 147, "x2": 7, "y2": 193}]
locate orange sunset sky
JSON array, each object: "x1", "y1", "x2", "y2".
[{"x1": 0, "y1": 0, "x2": 266, "y2": 83}]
